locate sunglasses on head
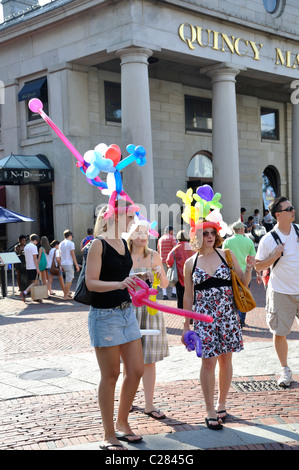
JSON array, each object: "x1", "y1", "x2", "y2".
[
  {"x1": 203, "y1": 230, "x2": 217, "y2": 237},
  {"x1": 276, "y1": 205, "x2": 295, "y2": 213}
]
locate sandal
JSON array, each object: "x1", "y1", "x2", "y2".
[
  {"x1": 115, "y1": 431, "x2": 143, "y2": 443},
  {"x1": 145, "y1": 409, "x2": 166, "y2": 420},
  {"x1": 216, "y1": 409, "x2": 227, "y2": 422},
  {"x1": 205, "y1": 417, "x2": 223, "y2": 430}
]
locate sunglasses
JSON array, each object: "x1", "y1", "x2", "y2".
[
  {"x1": 203, "y1": 230, "x2": 217, "y2": 237},
  {"x1": 277, "y1": 206, "x2": 295, "y2": 213}
]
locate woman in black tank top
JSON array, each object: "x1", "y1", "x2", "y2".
[{"x1": 85, "y1": 200, "x2": 144, "y2": 450}]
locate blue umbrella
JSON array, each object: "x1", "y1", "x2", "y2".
[{"x1": 0, "y1": 206, "x2": 35, "y2": 224}]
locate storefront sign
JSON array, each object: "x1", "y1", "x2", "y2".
[
  {"x1": 178, "y1": 23, "x2": 299, "y2": 70},
  {"x1": 0, "y1": 169, "x2": 54, "y2": 185}
]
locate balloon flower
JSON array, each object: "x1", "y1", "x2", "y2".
[
  {"x1": 177, "y1": 184, "x2": 232, "y2": 238},
  {"x1": 128, "y1": 278, "x2": 213, "y2": 323},
  {"x1": 184, "y1": 330, "x2": 202, "y2": 357}
]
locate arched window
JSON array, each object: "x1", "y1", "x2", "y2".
[
  {"x1": 187, "y1": 151, "x2": 213, "y2": 192},
  {"x1": 262, "y1": 165, "x2": 280, "y2": 210}
]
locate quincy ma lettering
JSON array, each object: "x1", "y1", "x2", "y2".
[{"x1": 178, "y1": 23, "x2": 299, "y2": 70}]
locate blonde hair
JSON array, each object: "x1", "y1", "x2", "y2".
[
  {"x1": 94, "y1": 200, "x2": 133, "y2": 237},
  {"x1": 127, "y1": 227, "x2": 150, "y2": 258},
  {"x1": 94, "y1": 205, "x2": 109, "y2": 236}
]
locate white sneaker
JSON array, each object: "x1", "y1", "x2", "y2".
[{"x1": 277, "y1": 367, "x2": 293, "y2": 387}]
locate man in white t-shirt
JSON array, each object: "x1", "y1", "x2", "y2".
[
  {"x1": 256, "y1": 197, "x2": 299, "y2": 387},
  {"x1": 21, "y1": 233, "x2": 40, "y2": 302},
  {"x1": 59, "y1": 229, "x2": 80, "y2": 300}
]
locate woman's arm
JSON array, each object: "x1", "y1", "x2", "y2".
[
  {"x1": 85, "y1": 239, "x2": 137, "y2": 293},
  {"x1": 228, "y1": 250, "x2": 255, "y2": 287}
]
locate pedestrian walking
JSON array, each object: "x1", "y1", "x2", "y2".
[
  {"x1": 38, "y1": 236, "x2": 51, "y2": 287},
  {"x1": 255, "y1": 196, "x2": 299, "y2": 387},
  {"x1": 157, "y1": 225, "x2": 177, "y2": 299},
  {"x1": 85, "y1": 200, "x2": 144, "y2": 450},
  {"x1": 59, "y1": 229, "x2": 80, "y2": 300},
  {"x1": 47, "y1": 240, "x2": 66, "y2": 297},
  {"x1": 14, "y1": 234, "x2": 27, "y2": 293},
  {"x1": 182, "y1": 218, "x2": 255, "y2": 429},
  {"x1": 126, "y1": 219, "x2": 169, "y2": 420},
  {"x1": 21, "y1": 233, "x2": 40, "y2": 302}
]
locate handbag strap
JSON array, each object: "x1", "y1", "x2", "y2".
[{"x1": 221, "y1": 249, "x2": 233, "y2": 270}]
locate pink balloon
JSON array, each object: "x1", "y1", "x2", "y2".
[
  {"x1": 28, "y1": 99, "x2": 84, "y2": 164},
  {"x1": 29, "y1": 98, "x2": 43, "y2": 113},
  {"x1": 128, "y1": 278, "x2": 213, "y2": 323}
]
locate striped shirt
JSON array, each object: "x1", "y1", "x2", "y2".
[{"x1": 157, "y1": 234, "x2": 177, "y2": 263}]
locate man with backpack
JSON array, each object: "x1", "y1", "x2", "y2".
[{"x1": 255, "y1": 197, "x2": 299, "y2": 387}]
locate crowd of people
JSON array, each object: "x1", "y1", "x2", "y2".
[
  {"x1": 15, "y1": 229, "x2": 81, "y2": 301},
  {"x1": 12, "y1": 196, "x2": 298, "y2": 450}
]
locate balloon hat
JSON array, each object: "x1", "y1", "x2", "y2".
[
  {"x1": 28, "y1": 98, "x2": 212, "y2": 324},
  {"x1": 177, "y1": 184, "x2": 231, "y2": 239}
]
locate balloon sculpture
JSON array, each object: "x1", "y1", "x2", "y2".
[
  {"x1": 28, "y1": 98, "x2": 213, "y2": 323},
  {"x1": 28, "y1": 98, "x2": 158, "y2": 236},
  {"x1": 177, "y1": 184, "x2": 232, "y2": 239},
  {"x1": 184, "y1": 330, "x2": 202, "y2": 357}
]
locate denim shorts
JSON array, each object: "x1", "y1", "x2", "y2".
[{"x1": 88, "y1": 304, "x2": 142, "y2": 347}]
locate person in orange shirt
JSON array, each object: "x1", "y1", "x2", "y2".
[{"x1": 166, "y1": 230, "x2": 195, "y2": 309}]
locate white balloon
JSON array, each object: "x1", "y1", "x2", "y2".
[
  {"x1": 95, "y1": 143, "x2": 108, "y2": 155},
  {"x1": 83, "y1": 150, "x2": 94, "y2": 163},
  {"x1": 107, "y1": 172, "x2": 116, "y2": 191}
]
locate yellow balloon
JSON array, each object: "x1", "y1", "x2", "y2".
[{"x1": 147, "y1": 272, "x2": 159, "y2": 315}]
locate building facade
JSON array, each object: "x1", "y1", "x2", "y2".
[{"x1": 0, "y1": 0, "x2": 298, "y2": 251}]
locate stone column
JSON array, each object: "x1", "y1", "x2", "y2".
[
  {"x1": 202, "y1": 64, "x2": 243, "y2": 226},
  {"x1": 48, "y1": 64, "x2": 93, "y2": 248},
  {"x1": 292, "y1": 101, "x2": 299, "y2": 221},
  {"x1": 116, "y1": 47, "x2": 155, "y2": 221}
]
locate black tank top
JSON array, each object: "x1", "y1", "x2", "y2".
[{"x1": 91, "y1": 238, "x2": 133, "y2": 309}]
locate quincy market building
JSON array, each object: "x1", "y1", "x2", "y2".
[{"x1": 0, "y1": 0, "x2": 299, "y2": 250}]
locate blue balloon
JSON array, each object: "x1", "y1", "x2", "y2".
[{"x1": 114, "y1": 170, "x2": 122, "y2": 194}]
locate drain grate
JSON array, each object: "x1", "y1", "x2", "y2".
[
  {"x1": 232, "y1": 380, "x2": 284, "y2": 393},
  {"x1": 19, "y1": 368, "x2": 71, "y2": 381}
]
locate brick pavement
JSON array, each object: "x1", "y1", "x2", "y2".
[{"x1": 0, "y1": 279, "x2": 298, "y2": 450}]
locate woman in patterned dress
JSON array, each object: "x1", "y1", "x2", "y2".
[
  {"x1": 182, "y1": 219, "x2": 255, "y2": 430},
  {"x1": 126, "y1": 220, "x2": 169, "y2": 419}
]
